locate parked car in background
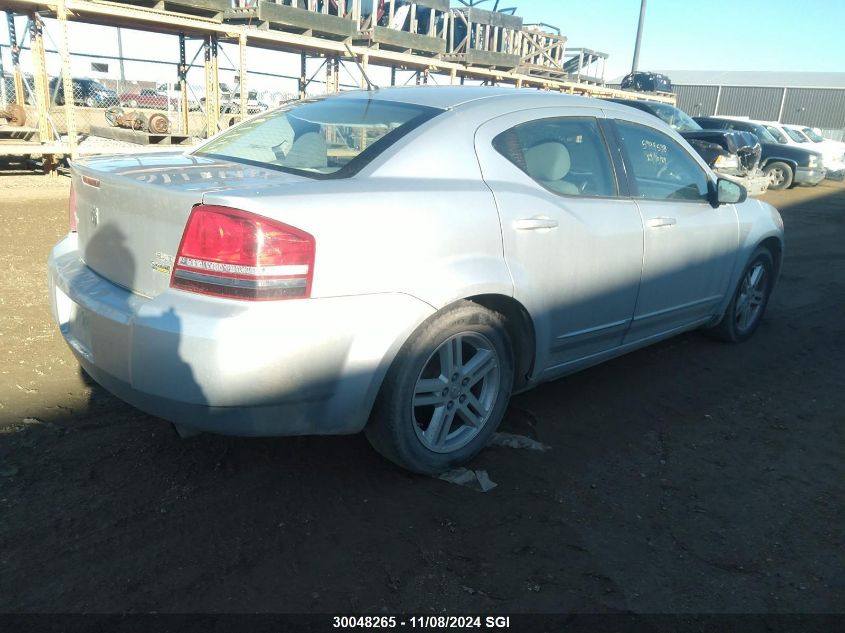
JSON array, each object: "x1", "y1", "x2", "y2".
[
  {"x1": 155, "y1": 82, "x2": 202, "y2": 111},
  {"x1": 608, "y1": 99, "x2": 769, "y2": 195},
  {"x1": 757, "y1": 120, "x2": 815, "y2": 149},
  {"x1": 695, "y1": 117, "x2": 826, "y2": 190},
  {"x1": 782, "y1": 123, "x2": 845, "y2": 178},
  {"x1": 49, "y1": 88, "x2": 784, "y2": 474},
  {"x1": 203, "y1": 86, "x2": 269, "y2": 116},
  {"x1": 224, "y1": 90, "x2": 270, "y2": 115},
  {"x1": 757, "y1": 120, "x2": 845, "y2": 180},
  {"x1": 48, "y1": 77, "x2": 119, "y2": 108},
  {"x1": 119, "y1": 88, "x2": 178, "y2": 110},
  {"x1": 620, "y1": 71, "x2": 673, "y2": 94}
]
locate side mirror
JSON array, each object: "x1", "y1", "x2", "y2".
[{"x1": 710, "y1": 178, "x2": 747, "y2": 207}]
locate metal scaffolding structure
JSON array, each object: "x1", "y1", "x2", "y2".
[{"x1": 0, "y1": 0, "x2": 674, "y2": 171}]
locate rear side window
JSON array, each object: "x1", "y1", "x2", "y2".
[
  {"x1": 783, "y1": 127, "x2": 807, "y2": 143},
  {"x1": 195, "y1": 97, "x2": 441, "y2": 179},
  {"x1": 493, "y1": 116, "x2": 617, "y2": 197},
  {"x1": 764, "y1": 125, "x2": 788, "y2": 144},
  {"x1": 615, "y1": 120, "x2": 709, "y2": 202}
]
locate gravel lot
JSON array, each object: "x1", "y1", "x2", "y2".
[{"x1": 0, "y1": 173, "x2": 843, "y2": 620}]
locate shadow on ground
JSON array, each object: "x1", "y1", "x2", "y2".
[{"x1": 0, "y1": 179, "x2": 843, "y2": 615}]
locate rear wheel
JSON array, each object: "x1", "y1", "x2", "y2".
[
  {"x1": 709, "y1": 247, "x2": 774, "y2": 343},
  {"x1": 763, "y1": 161, "x2": 793, "y2": 190},
  {"x1": 365, "y1": 301, "x2": 514, "y2": 474}
]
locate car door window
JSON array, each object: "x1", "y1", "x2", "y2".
[
  {"x1": 492, "y1": 117, "x2": 617, "y2": 197},
  {"x1": 615, "y1": 120, "x2": 710, "y2": 202}
]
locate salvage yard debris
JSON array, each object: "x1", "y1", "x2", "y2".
[
  {"x1": 490, "y1": 433, "x2": 551, "y2": 452},
  {"x1": 437, "y1": 468, "x2": 498, "y2": 492}
]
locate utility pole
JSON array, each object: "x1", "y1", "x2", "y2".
[
  {"x1": 116, "y1": 27, "x2": 126, "y2": 91},
  {"x1": 631, "y1": 0, "x2": 646, "y2": 73}
]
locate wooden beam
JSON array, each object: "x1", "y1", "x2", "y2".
[
  {"x1": 360, "y1": 53, "x2": 369, "y2": 90},
  {"x1": 238, "y1": 32, "x2": 247, "y2": 118},
  {"x1": 29, "y1": 13, "x2": 51, "y2": 142},
  {"x1": 57, "y1": 0, "x2": 77, "y2": 157},
  {"x1": 204, "y1": 34, "x2": 219, "y2": 137},
  {"x1": 6, "y1": 12, "x2": 26, "y2": 106},
  {"x1": 367, "y1": 26, "x2": 447, "y2": 55},
  {"x1": 226, "y1": 2, "x2": 357, "y2": 39}
]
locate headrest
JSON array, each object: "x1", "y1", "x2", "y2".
[{"x1": 524, "y1": 142, "x2": 571, "y2": 182}]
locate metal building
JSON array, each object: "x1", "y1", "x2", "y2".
[{"x1": 663, "y1": 70, "x2": 845, "y2": 141}]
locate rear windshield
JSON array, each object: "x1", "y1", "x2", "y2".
[
  {"x1": 647, "y1": 102, "x2": 700, "y2": 132},
  {"x1": 195, "y1": 96, "x2": 441, "y2": 179}
]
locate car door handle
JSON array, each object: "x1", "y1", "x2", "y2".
[
  {"x1": 647, "y1": 217, "x2": 677, "y2": 228},
  {"x1": 513, "y1": 217, "x2": 559, "y2": 231}
]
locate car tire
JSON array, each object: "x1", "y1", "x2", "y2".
[
  {"x1": 84, "y1": 96, "x2": 96, "y2": 108},
  {"x1": 708, "y1": 247, "x2": 775, "y2": 343},
  {"x1": 763, "y1": 161, "x2": 793, "y2": 190},
  {"x1": 365, "y1": 301, "x2": 514, "y2": 475},
  {"x1": 129, "y1": 99, "x2": 138, "y2": 108}
]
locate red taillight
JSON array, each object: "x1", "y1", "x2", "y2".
[
  {"x1": 68, "y1": 182, "x2": 78, "y2": 233},
  {"x1": 171, "y1": 205, "x2": 315, "y2": 301}
]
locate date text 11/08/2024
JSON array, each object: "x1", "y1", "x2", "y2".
[{"x1": 333, "y1": 616, "x2": 511, "y2": 629}]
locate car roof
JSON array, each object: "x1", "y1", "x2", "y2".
[
  {"x1": 328, "y1": 86, "x2": 606, "y2": 112},
  {"x1": 715, "y1": 118, "x2": 753, "y2": 125},
  {"x1": 604, "y1": 98, "x2": 677, "y2": 113}
]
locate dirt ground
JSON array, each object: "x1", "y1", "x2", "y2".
[{"x1": 0, "y1": 171, "x2": 843, "y2": 622}]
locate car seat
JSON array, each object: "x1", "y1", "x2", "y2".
[{"x1": 524, "y1": 142, "x2": 579, "y2": 195}]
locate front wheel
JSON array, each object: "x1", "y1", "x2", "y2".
[
  {"x1": 763, "y1": 161, "x2": 793, "y2": 190},
  {"x1": 709, "y1": 247, "x2": 775, "y2": 343},
  {"x1": 365, "y1": 301, "x2": 514, "y2": 474}
]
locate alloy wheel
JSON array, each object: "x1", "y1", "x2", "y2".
[
  {"x1": 734, "y1": 262, "x2": 768, "y2": 333},
  {"x1": 411, "y1": 332, "x2": 500, "y2": 453},
  {"x1": 768, "y1": 167, "x2": 785, "y2": 186}
]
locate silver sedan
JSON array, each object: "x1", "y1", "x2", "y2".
[{"x1": 48, "y1": 87, "x2": 784, "y2": 474}]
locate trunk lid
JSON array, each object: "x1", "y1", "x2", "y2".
[{"x1": 73, "y1": 152, "x2": 307, "y2": 298}]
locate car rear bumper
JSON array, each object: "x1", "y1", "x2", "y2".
[
  {"x1": 48, "y1": 234, "x2": 434, "y2": 437},
  {"x1": 794, "y1": 167, "x2": 826, "y2": 186}
]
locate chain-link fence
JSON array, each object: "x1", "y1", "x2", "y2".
[
  {"x1": 0, "y1": 14, "x2": 339, "y2": 152},
  {"x1": 0, "y1": 16, "x2": 56, "y2": 146}
]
